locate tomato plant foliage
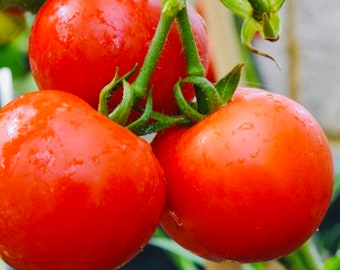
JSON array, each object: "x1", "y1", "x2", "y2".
[
  {"x1": 0, "y1": 90, "x2": 165, "y2": 270},
  {"x1": 152, "y1": 88, "x2": 334, "y2": 263},
  {"x1": 28, "y1": 0, "x2": 209, "y2": 117}
]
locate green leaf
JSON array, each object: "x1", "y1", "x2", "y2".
[
  {"x1": 215, "y1": 63, "x2": 244, "y2": 104},
  {"x1": 331, "y1": 173, "x2": 340, "y2": 202},
  {"x1": 325, "y1": 252, "x2": 340, "y2": 270}
]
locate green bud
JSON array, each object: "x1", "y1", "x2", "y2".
[{"x1": 220, "y1": 0, "x2": 285, "y2": 65}]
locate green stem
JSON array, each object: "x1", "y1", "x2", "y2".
[
  {"x1": 281, "y1": 252, "x2": 306, "y2": 270},
  {"x1": 281, "y1": 239, "x2": 324, "y2": 270},
  {"x1": 175, "y1": 3, "x2": 205, "y2": 77},
  {"x1": 297, "y1": 240, "x2": 324, "y2": 270},
  {"x1": 132, "y1": 1, "x2": 184, "y2": 101}
]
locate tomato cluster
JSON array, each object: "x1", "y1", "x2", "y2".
[{"x1": 0, "y1": 0, "x2": 334, "y2": 269}]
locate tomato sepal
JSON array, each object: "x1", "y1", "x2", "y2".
[
  {"x1": 214, "y1": 62, "x2": 244, "y2": 103},
  {"x1": 98, "y1": 66, "x2": 137, "y2": 117},
  {"x1": 126, "y1": 89, "x2": 154, "y2": 133},
  {"x1": 220, "y1": 0, "x2": 285, "y2": 66}
]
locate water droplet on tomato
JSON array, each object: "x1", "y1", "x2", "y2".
[
  {"x1": 240, "y1": 122, "x2": 254, "y2": 130},
  {"x1": 273, "y1": 99, "x2": 287, "y2": 112},
  {"x1": 199, "y1": 136, "x2": 207, "y2": 144},
  {"x1": 224, "y1": 143, "x2": 230, "y2": 150},
  {"x1": 232, "y1": 122, "x2": 254, "y2": 135},
  {"x1": 237, "y1": 158, "x2": 245, "y2": 164},
  {"x1": 120, "y1": 144, "x2": 127, "y2": 151},
  {"x1": 250, "y1": 150, "x2": 260, "y2": 158}
]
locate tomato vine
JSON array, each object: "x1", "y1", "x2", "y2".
[{"x1": 97, "y1": 0, "x2": 245, "y2": 135}]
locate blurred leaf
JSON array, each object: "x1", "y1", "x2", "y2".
[
  {"x1": 149, "y1": 237, "x2": 204, "y2": 267},
  {"x1": 324, "y1": 251, "x2": 340, "y2": 270},
  {"x1": 332, "y1": 173, "x2": 340, "y2": 202},
  {"x1": 0, "y1": 9, "x2": 26, "y2": 45},
  {"x1": 0, "y1": 43, "x2": 27, "y2": 76},
  {"x1": 0, "y1": 0, "x2": 46, "y2": 13}
]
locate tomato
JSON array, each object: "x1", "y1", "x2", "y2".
[
  {"x1": 152, "y1": 87, "x2": 334, "y2": 263},
  {"x1": 0, "y1": 90, "x2": 165, "y2": 270},
  {"x1": 28, "y1": 0, "x2": 209, "y2": 117}
]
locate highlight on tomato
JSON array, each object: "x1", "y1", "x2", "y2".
[
  {"x1": 152, "y1": 87, "x2": 334, "y2": 263},
  {"x1": 0, "y1": 90, "x2": 165, "y2": 270}
]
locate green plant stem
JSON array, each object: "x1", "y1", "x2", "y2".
[
  {"x1": 132, "y1": 1, "x2": 184, "y2": 101},
  {"x1": 175, "y1": 4, "x2": 205, "y2": 77},
  {"x1": 297, "y1": 240, "x2": 324, "y2": 270},
  {"x1": 281, "y1": 240, "x2": 324, "y2": 270},
  {"x1": 98, "y1": 0, "x2": 187, "y2": 129},
  {"x1": 281, "y1": 252, "x2": 306, "y2": 270}
]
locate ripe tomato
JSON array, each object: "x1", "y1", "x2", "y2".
[
  {"x1": 28, "y1": 0, "x2": 209, "y2": 117},
  {"x1": 0, "y1": 90, "x2": 165, "y2": 270},
  {"x1": 152, "y1": 87, "x2": 334, "y2": 263}
]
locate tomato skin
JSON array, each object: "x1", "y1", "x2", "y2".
[
  {"x1": 28, "y1": 0, "x2": 209, "y2": 116},
  {"x1": 152, "y1": 87, "x2": 334, "y2": 262},
  {"x1": 0, "y1": 90, "x2": 165, "y2": 270}
]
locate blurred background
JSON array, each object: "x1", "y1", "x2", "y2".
[{"x1": 1, "y1": 0, "x2": 340, "y2": 269}]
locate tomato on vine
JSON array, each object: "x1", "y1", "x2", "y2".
[
  {"x1": 28, "y1": 0, "x2": 209, "y2": 118},
  {"x1": 152, "y1": 87, "x2": 334, "y2": 263},
  {"x1": 0, "y1": 90, "x2": 165, "y2": 270},
  {"x1": 1, "y1": 0, "x2": 334, "y2": 268}
]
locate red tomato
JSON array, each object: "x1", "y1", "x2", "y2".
[
  {"x1": 0, "y1": 90, "x2": 165, "y2": 270},
  {"x1": 152, "y1": 87, "x2": 334, "y2": 263},
  {"x1": 28, "y1": 0, "x2": 209, "y2": 117}
]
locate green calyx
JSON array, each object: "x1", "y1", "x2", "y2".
[
  {"x1": 220, "y1": 0, "x2": 285, "y2": 66},
  {"x1": 97, "y1": 0, "x2": 283, "y2": 135},
  {"x1": 174, "y1": 64, "x2": 243, "y2": 125},
  {"x1": 98, "y1": 0, "x2": 189, "y2": 135}
]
